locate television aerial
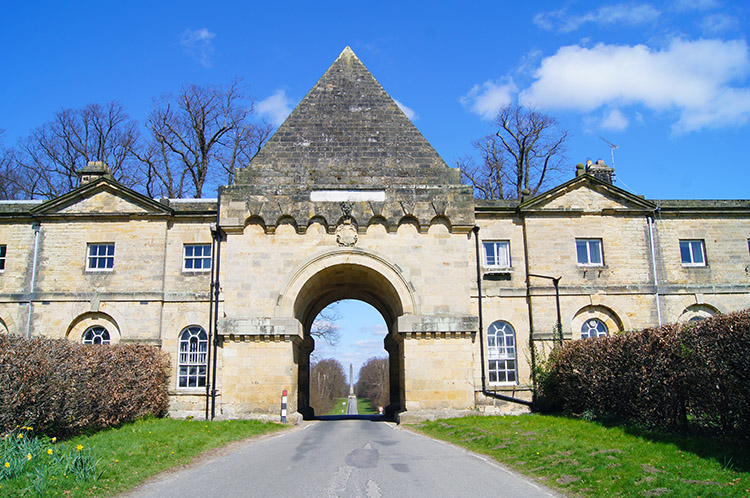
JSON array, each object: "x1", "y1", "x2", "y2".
[{"x1": 599, "y1": 136, "x2": 619, "y2": 170}]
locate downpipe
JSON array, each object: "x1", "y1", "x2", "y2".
[
  {"x1": 472, "y1": 226, "x2": 532, "y2": 407},
  {"x1": 25, "y1": 223, "x2": 41, "y2": 339}
]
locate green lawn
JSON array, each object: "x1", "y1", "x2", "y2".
[
  {"x1": 356, "y1": 398, "x2": 378, "y2": 415},
  {"x1": 413, "y1": 414, "x2": 749, "y2": 498},
  {"x1": 0, "y1": 417, "x2": 286, "y2": 498}
]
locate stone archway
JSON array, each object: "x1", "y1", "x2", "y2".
[{"x1": 275, "y1": 249, "x2": 417, "y2": 419}]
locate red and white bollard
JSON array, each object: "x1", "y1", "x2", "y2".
[{"x1": 281, "y1": 390, "x2": 288, "y2": 423}]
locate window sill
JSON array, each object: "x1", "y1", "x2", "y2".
[
  {"x1": 681, "y1": 264, "x2": 708, "y2": 268},
  {"x1": 182, "y1": 270, "x2": 212, "y2": 274},
  {"x1": 85, "y1": 269, "x2": 114, "y2": 273}
]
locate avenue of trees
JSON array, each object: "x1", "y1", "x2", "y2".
[
  {"x1": 355, "y1": 357, "x2": 389, "y2": 409},
  {"x1": 309, "y1": 358, "x2": 349, "y2": 415},
  {"x1": 458, "y1": 104, "x2": 569, "y2": 200},
  {"x1": 0, "y1": 80, "x2": 273, "y2": 200}
]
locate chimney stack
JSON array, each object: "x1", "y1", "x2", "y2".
[{"x1": 78, "y1": 161, "x2": 112, "y2": 186}]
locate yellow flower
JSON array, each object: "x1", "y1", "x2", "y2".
[
  {"x1": 76, "y1": 444, "x2": 83, "y2": 451},
  {"x1": 17, "y1": 433, "x2": 23, "y2": 439},
  {"x1": 4, "y1": 462, "x2": 9, "y2": 468},
  {"x1": 114, "y1": 459, "x2": 119, "y2": 463},
  {"x1": 26, "y1": 453, "x2": 32, "y2": 461},
  {"x1": 51, "y1": 437, "x2": 57, "y2": 443},
  {"x1": 47, "y1": 449, "x2": 53, "y2": 455},
  {"x1": 26, "y1": 427, "x2": 33, "y2": 431}
]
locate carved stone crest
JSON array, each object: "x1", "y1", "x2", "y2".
[{"x1": 336, "y1": 219, "x2": 358, "y2": 247}]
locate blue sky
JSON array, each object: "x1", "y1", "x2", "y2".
[{"x1": 2, "y1": 1, "x2": 749, "y2": 372}]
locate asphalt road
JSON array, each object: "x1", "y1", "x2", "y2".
[
  {"x1": 122, "y1": 419, "x2": 559, "y2": 498},
  {"x1": 346, "y1": 396, "x2": 358, "y2": 415}
]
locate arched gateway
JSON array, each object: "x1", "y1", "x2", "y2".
[{"x1": 215, "y1": 47, "x2": 479, "y2": 421}]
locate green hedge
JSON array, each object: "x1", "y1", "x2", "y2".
[
  {"x1": 0, "y1": 334, "x2": 170, "y2": 436},
  {"x1": 538, "y1": 310, "x2": 750, "y2": 434}
]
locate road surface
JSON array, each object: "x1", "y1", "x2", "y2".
[
  {"x1": 346, "y1": 395, "x2": 358, "y2": 415},
  {"x1": 122, "y1": 419, "x2": 558, "y2": 498}
]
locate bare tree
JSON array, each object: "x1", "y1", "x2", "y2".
[
  {"x1": 355, "y1": 357, "x2": 389, "y2": 409},
  {"x1": 14, "y1": 102, "x2": 142, "y2": 199},
  {"x1": 459, "y1": 104, "x2": 568, "y2": 200},
  {"x1": 0, "y1": 133, "x2": 25, "y2": 200},
  {"x1": 310, "y1": 303, "x2": 341, "y2": 347},
  {"x1": 309, "y1": 358, "x2": 348, "y2": 414},
  {"x1": 142, "y1": 80, "x2": 270, "y2": 198}
]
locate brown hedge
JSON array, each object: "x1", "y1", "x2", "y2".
[
  {"x1": 0, "y1": 334, "x2": 170, "y2": 436},
  {"x1": 538, "y1": 310, "x2": 750, "y2": 434}
]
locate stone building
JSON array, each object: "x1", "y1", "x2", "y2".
[{"x1": 2, "y1": 48, "x2": 748, "y2": 421}]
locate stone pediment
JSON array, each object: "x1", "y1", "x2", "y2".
[
  {"x1": 520, "y1": 175, "x2": 655, "y2": 213},
  {"x1": 31, "y1": 178, "x2": 173, "y2": 217}
]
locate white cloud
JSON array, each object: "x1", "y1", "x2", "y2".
[
  {"x1": 359, "y1": 323, "x2": 387, "y2": 336},
  {"x1": 601, "y1": 108, "x2": 630, "y2": 131},
  {"x1": 519, "y1": 38, "x2": 750, "y2": 132},
  {"x1": 394, "y1": 99, "x2": 418, "y2": 120},
  {"x1": 671, "y1": 0, "x2": 719, "y2": 12},
  {"x1": 460, "y1": 79, "x2": 517, "y2": 120},
  {"x1": 179, "y1": 28, "x2": 216, "y2": 68},
  {"x1": 700, "y1": 13, "x2": 739, "y2": 34},
  {"x1": 257, "y1": 89, "x2": 294, "y2": 126},
  {"x1": 534, "y1": 3, "x2": 661, "y2": 33}
]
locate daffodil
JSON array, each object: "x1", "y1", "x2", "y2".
[
  {"x1": 76, "y1": 444, "x2": 83, "y2": 451},
  {"x1": 17, "y1": 433, "x2": 23, "y2": 439},
  {"x1": 51, "y1": 437, "x2": 57, "y2": 443},
  {"x1": 47, "y1": 448, "x2": 53, "y2": 455},
  {"x1": 26, "y1": 453, "x2": 32, "y2": 461},
  {"x1": 4, "y1": 462, "x2": 9, "y2": 468}
]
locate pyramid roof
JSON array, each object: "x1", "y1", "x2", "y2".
[{"x1": 235, "y1": 47, "x2": 460, "y2": 190}]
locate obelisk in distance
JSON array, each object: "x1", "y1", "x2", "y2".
[{"x1": 349, "y1": 363, "x2": 354, "y2": 395}]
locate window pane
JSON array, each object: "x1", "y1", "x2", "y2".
[
  {"x1": 589, "y1": 240, "x2": 602, "y2": 264},
  {"x1": 691, "y1": 241, "x2": 704, "y2": 264},
  {"x1": 680, "y1": 241, "x2": 692, "y2": 263},
  {"x1": 576, "y1": 240, "x2": 588, "y2": 264}
]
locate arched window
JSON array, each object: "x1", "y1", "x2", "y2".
[
  {"x1": 82, "y1": 326, "x2": 110, "y2": 345},
  {"x1": 581, "y1": 318, "x2": 608, "y2": 339},
  {"x1": 487, "y1": 320, "x2": 517, "y2": 385},
  {"x1": 178, "y1": 326, "x2": 208, "y2": 388}
]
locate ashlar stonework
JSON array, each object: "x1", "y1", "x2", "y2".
[{"x1": 1, "y1": 48, "x2": 749, "y2": 422}]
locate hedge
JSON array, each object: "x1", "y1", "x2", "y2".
[
  {"x1": 538, "y1": 310, "x2": 750, "y2": 434},
  {"x1": 0, "y1": 334, "x2": 170, "y2": 437}
]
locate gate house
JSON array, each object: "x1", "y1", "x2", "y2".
[{"x1": 2, "y1": 48, "x2": 749, "y2": 421}]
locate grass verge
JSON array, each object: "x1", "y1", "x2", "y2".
[
  {"x1": 412, "y1": 414, "x2": 749, "y2": 498},
  {"x1": 0, "y1": 417, "x2": 286, "y2": 497},
  {"x1": 356, "y1": 398, "x2": 377, "y2": 415}
]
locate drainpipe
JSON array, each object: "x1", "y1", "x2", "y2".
[
  {"x1": 210, "y1": 197, "x2": 223, "y2": 420},
  {"x1": 472, "y1": 226, "x2": 532, "y2": 407},
  {"x1": 25, "y1": 223, "x2": 41, "y2": 339},
  {"x1": 647, "y1": 214, "x2": 663, "y2": 327},
  {"x1": 205, "y1": 230, "x2": 217, "y2": 420}
]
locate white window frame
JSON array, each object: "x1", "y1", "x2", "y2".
[
  {"x1": 576, "y1": 238, "x2": 604, "y2": 266},
  {"x1": 483, "y1": 240, "x2": 511, "y2": 269},
  {"x1": 581, "y1": 318, "x2": 608, "y2": 339},
  {"x1": 679, "y1": 239, "x2": 706, "y2": 267},
  {"x1": 487, "y1": 320, "x2": 517, "y2": 386},
  {"x1": 178, "y1": 326, "x2": 208, "y2": 388},
  {"x1": 87, "y1": 243, "x2": 115, "y2": 271},
  {"x1": 0, "y1": 244, "x2": 6, "y2": 272},
  {"x1": 82, "y1": 326, "x2": 110, "y2": 345},
  {"x1": 183, "y1": 243, "x2": 212, "y2": 272}
]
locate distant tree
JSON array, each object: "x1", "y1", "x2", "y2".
[
  {"x1": 13, "y1": 102, "x2": 142, "y2": 199},
  {"x1": 139, "y1": 80, "x2": 271, "y2": 198},
  {"x1": 459, "y1": 104, "x2": 568, "y2": 200},
  {"x1": 309, "y1": 358, "x2": 348, "y2": 414},
  {"x1": 355, "y1": 357, "x2": 389, "y2": 409}
]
